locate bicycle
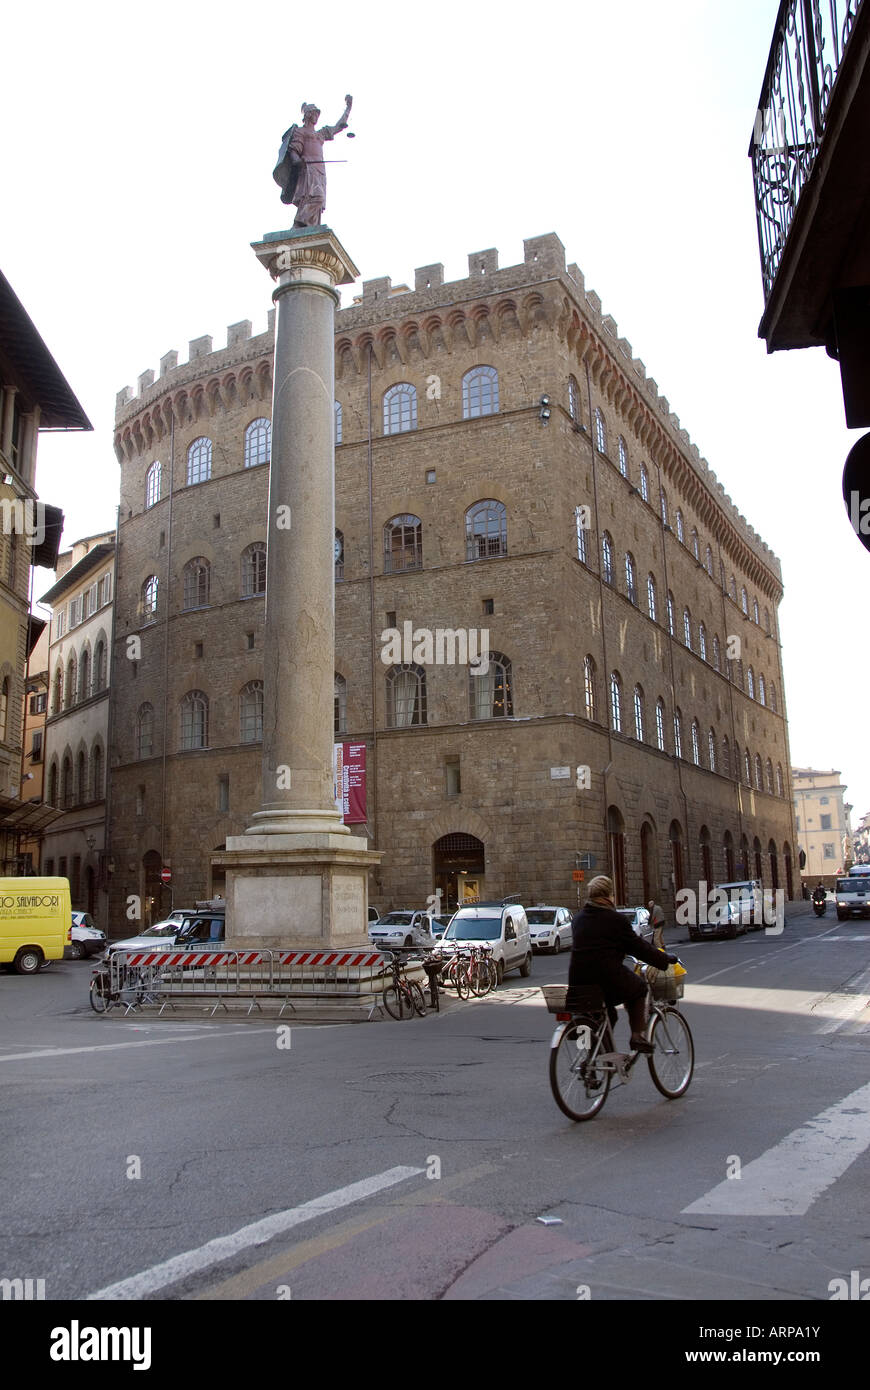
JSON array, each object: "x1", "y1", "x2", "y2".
[
  {"x1": 544, "y1": 959, "x2": 693, "y2": 1121},
  {"x1": 89, "y1": 958, "x2": 163, "y2": 1015},
  {"x1": 381, "y1": 951, "x2": 427, "y2": 1020},
  {"x1": 440, "y1": 946, "x2": 472, "y2": 999},
  {"x1": 467, "y1": 943, "x2": 498, "y2": 996}
]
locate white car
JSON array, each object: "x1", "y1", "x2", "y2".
[
  {"x1": 433, "y1": 899, "x2": 532, "y2": 983},
  {"x1": 65, "y1": 912, "x2": 107, "y2": 960},
  {"x1": 106, "y1": 909, "x2": 224, "y2": 956},
  {"x1": 526, "y1": 905, "x2": 573, "y2": 953},
  {"x1": 368, "y1": 910, "x2": 437, "y2": 950}
]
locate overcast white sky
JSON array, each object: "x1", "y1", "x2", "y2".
[{"x1": 4, "y1": 0, "x2": 867, "y2": 828}]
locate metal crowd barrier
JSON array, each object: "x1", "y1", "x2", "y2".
[{"x1": 109, "y1": 948, "x2": 390, "y2": 1018}]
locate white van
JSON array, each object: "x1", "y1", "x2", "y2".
[
  {"x1": 433, "y1": 899, "x2": 532, "y2": 983},
  {"x1": 0, "y1": 877, "x2": 71, "y2": 974}
]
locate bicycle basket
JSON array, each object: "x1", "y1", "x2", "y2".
[
  {"x1": 642, "y1": 965, "x2": 684, "y2": 1002},
  {"x1": 540, "y1": 985, "x2": 568, "y2": 1014}
]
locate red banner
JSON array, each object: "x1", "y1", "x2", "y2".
[{"x1": 334, "y1": 742, "x2": 367, "y2": 823}]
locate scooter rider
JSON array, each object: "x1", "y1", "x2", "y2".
[{"x1": 812, "y1": 881, "x2": 826, "y2": 904}]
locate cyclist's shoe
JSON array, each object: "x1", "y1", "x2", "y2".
[{"x1": 629, "y1": 1033, "x2": 654, "y2": 1054}]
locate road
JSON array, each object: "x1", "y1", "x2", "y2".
[{"x1": 1, "y1": 901, "x2": 869, "y2": 1306}]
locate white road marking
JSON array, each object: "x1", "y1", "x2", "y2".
[
  {"x1": 682, "y1": 1079, "x2": 870, "y2": 1216},
  {"x1": 88, "y1": 1166, "x2": 425, "y2": 1299},
  {"x1": 0, "y1": 1029, "x2": 279, "y2": 1063}
]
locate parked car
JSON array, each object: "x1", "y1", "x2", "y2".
[
  {"x1": 107, "y1": 906, "x2": 225, "y2": 955},
  {"x1": 65, "y1": 911, "x2": 107, "y2": 960},
  {"x1": 689, "y1": 880, "x2": 760, "y2": 940},
  {"x1": 527, "y1": 905, "x2": 573, "y2": 953},
  {"x1": 835, "y1": 877, "x2": 870, "y2": 920},
  {"x1": 368, "y1": 907, "x2": 380, "y2": 924},
  {"x1": 368, "y1": 910, "x2": 437, "y2": 950},
  {"x1": 616, "y1": 906, "x2": 652, "y2": 945},
  {"x1": 431, "y1": 913, "x2": 454, "y2": 939},
  {"x1": 432, "y1": 898, "x2": 532, "y2": 983}
]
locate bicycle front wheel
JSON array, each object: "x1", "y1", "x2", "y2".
[
  {"x1": 382, "y1": 985, "x2": 407, "y2": 1020},
  {"x1": 647, "y1": 1007, "x2": 694, "y2": 1098},
  {"x1": 549, "y1": 1018, "x2": 610, "y2": 1121},
  {"x1": 409, "y1": 981, "x2": 427, "y2": 1017},
  {"x1": 89, "y1": 975, "x2": 110, "y2": 1014}
]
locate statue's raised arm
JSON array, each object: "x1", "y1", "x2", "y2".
[
  {"x1": 321, "y1": 94, "x2": 352, "y2": 139},
  {"x1": 273, "y1": 94, "x2": 353, "y2": 227}
]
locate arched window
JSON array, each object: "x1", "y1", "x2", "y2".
[
  {"x1": 735, "y1": 740, "x2": 741, "y2": 781},
  {"x1": 705, "y1": 544, "x2": 714, "y2": 576},
  {"x1": 334, "y1": 674, "x2": 347, "y2": 736},
  {"x1": 52, "y1": 664, "x2": 63, "y2": 714},
  {"x1": 0, "y1": 676, "x2": 7, "y2": 744},
  {"x1": 754, "y1": 753, "x2": 763, "y2": 790},
  {"x1": 466, "y1": 500, "x2": 506, "y2": 560},
  {"x1": 708, "y1": 728, "x2": 716, "y2": 771},
  {"x1": 241, "y1": 542, "x2": 267, "y2": 597},
  {"x1": 62, "y1": 755, "x2": 73, "y2": 809},
  {"x1": 65, "y1": 653, "x2": 77, "y2": 708},
  {"x1": 568, "y1": 376, "x2": 580, "y2": 422},
  {"x1": 747, "y1": 666, "x2": 755, "y2": 699},
  {"x1": 667, "y1": 591, "x2": 675, "y2": 635},
  {"x1": 142, "y1": 575, "x2": 158, "y2": 622},
  {"x1": 383, "y1": 383, "x2": 417, "y2": 434},
  {"x1": 183, "y1": 558, "x2": 210, "y2": 610},
  {"x1": 744, "y1": 748, "x2": 751, "y2": 784},
  {"x1": 769, "y1": 680, "x2": 777, "y2": 713},
  {"x1": 462, "y1": 366, "x2": 499, "y2": 418},
  {"x1": 334, "y1": 401, "x2": 342, "y2": 445},
  {"x1": 470, "y1": 652, "x2": 513, "y2": 719},
  {"x1": 240, "y1": 681, "x2": 264, "y2": 743},
  {"x1": 691, "y1": 529, "x2": 700, "y2": 561},
  {"x1": 384, "y1": 514, "x2": 422, "y2": 573},
  {"x1": 617, "y1": 436, "x2": 628, "y2": 477},
  {"x1": 93, "y1": 639, "x2": 107, "y2": 693},
  {"x1": 180, "y1": 691, "x2": 208, "y2": 750},
  {"x1": 655, "y1": 698, "x2": 665, "y2": 751},
  {"x1": 699, "y1": 623, "x2": 707, "y2": 661},
  {"x1": 145, "y1": 460, "x2": 161, "y2": 509},
  {"x1": 137, "y1": 704, "x2": 154, "y2": 760},
  {"x1": 729, "y1": 575, "x2": 737, "y2": 602},
  {"x1": 758, "y1": 673, "x2": 766, "y2": 706},
  {"x1": 675, "y1": 510, "x2": 685, "y2": 543},
  {"x1": 765, "y1": 758, "x2": 774, "y2": 794},
  {"x1": 609, "y1": 672, "x2": 622, "y2": 732},
  {"x1": 602, "y1": 532, "x2": 613, "y2": 585},
  {"x1": 633, "y1": 685, "x2": 645, "y2": 741},
  {"x1": 776, "y1": 764, "x2": 784, "y2": 796},
  {"x1": 48, "y1": 760, "x2": 58, "y2": 806},
  {"x1": 683, "y1": 607, "x2": 692, "y2": 649},
  {"x1": 721, "y1": 735, "x2": 730, "y2": 777},
  {"x1": 91, "y1": 744, "x2": 103, "y2": 801},
  {"x1": 187, "y1": 437, "x2": 212, "y2": 485},
  {"x1": 753, "y1": 597, "x2": 759, "y2": 624},
  {"x1": 640, "y1": 463, "x2": 649, "y2": 502},
  {"x1": 691, "y1": 719, "x2": 700, "y2": 765},
  {"x1": 712, "y1": 634, "x2": 721, "y2": 671},
  {"x1": 244, "y1": 418, "x2": 271, "y2": 468},
  {"x1": 625, "y1": 552, "x2": 637, "y2": 604},
  {"x1": 647, "y1": 573, "x2": 657, "y2": 621},
  {"x1": 741, "y1": 586, "x2": 749, "y2": 615},
  {"x1": 764, "y1": 607, "x2": 771, "y2": 634},
  {"x1": 386, "y1": 664, "x2": 427, "y2": 727},
  {"x1": 335, "y1": 529, "x2": 344, "y2": 580},
  {"x1": 660, "y1": 488, "x2": 669, "y2": 525},
  {"x1": 594, "y1": 407, "x2": 607, "y2": 454},
  {"x1": 673, "y1": 709, "x2": 683, "y2": 758},
  {"x1": 574, "y1": 506, "x2": 587, "y2": 563},
  {"x1": 78, "y1": 647, "x2": 90, "y2": 702},
  {"x1": 584, "y1": 656, "x2": 597, "y2": 721}
]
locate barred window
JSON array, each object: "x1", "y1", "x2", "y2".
[
  {"x1": 699, "y1": 623, "x2": 707, "y2": 661},
  {"x1": 602, "y1": 532, "x2": 613, "y2": 585},
  {"x1": 691, "y1": 529, "x2": 700, "y2": 561},
  {"x1": 647, "y1": 573, "x2": 657, "y2": 622},
  {"x1": 183, "y1": 558, "x2": 210, "y2": 610},
  {"x1": 466, "y1": 500, "x2": 506, "y2": 560},
  {"x1": 584, "y1": 656, "x2": 597, "y2": 722},
  {"x1": 241, "y1": 542, "x2": 267, "y2": 597},
  {"x1": 754, "y1": 754, "x2": 763, "y2": 790},
  {"x1": 240, "y1": 681, "x2": 264, "y2": 743},
  {"x1": 683, "y1": 608, "x2": 692, "y2": 649},
  {"x1": 633, "y1": 685, "x2": 645, "y2": 741},
  {"x1": 776, "y1": 764, "x2": 784, "y2": 796},
  {"x1": 625, "y1": 552, "x2": 637, "y2": 604},
  {"x1": 758, "y1": 673, "x2": 766, "y2": 705},
  {"x1": 462, "y1": 366, "x2": 499, "y2": 418},
  {"x1": 386, "y1": 664, "x2": 427, "y2": 727},
  {"x1": 691, "y1": 719, "x2": 700, "y2": 765},
  {"x1": 721, "y1": 735, "x2": 731, "y2": 778},
  {"x1": 244, "y1": 418, "x2": 271, "y2": 468},
  {"x1": 575, "y1": 506, "x2": 587, "y2": 564},
  {"x1": 187, "y1": 437, "x2": 212, "y2": 485},
  {"x1": 712, "y1": 634, "x2": 721, "y2": 671},
  {"x1": 655, "y1": 698, "x2": 665, "y2": 751},
  {"x1": 617, "y1": 436, "x2": 628, "y2": 478},
  {"x1": 640, "y1": 464, "x2": 649, "y2": 503},
  {"x1": 594, "y1": 408, "x2": 607, "y2": 454},
  {"x1": 469, "y1": 652, "x2": 512, "y2": 720},
  {"x1": 383, "y1": 383, "x2": 417, "y2": 435},
  {"x1": 660, "y1": 489, "x2": 669, "y2": 525},
  {"x1": 610, "y1": 672, "x2": 622, "y2": 732},
  {"x1": 674, "y1": 709, "x2": 683, "y2": 759},
  {"x1": 667, "y1": 591, "x2": 675, "y2": 635},
  {"x1": 753, "y1": 597, "x2": 759, "y2": 624},
  {"x1": 765, "y1": 759, "x2": 774, "y2": 794},
  {"x1": 769, "y1": 680, "x2": 777, "y2": 713},
  {"x1": 676, "y1": 510, "x2": 685, "y2": 543},
  {"x1": 384, "y1": 514, "x2": 422, "y2": 573},
  {"x1": 145, "y1": 460, "x2": 161, "y2": 509},
  {"x1": 335, "y1": 529, "x2": 344, "y2": 581},
  {"x1": 568, "y1": 376, "x2": 580, "y2": 422},
  {"x1": 705, "y1": 545, "x2": 713, "y2": 576},
  {"x1": 741, "y1": 585, "x2": 749, "y2": 615},
  {"x1": 747, "y1": 666, "x2": 755, "y2": 699},
  {"x1": 142, "y1": 575, "x2": 158, "y2": 621},
  {"x1": 708, "y1": 728, "x2": 716, "y2": 771},
  {"x1": 180, "y1": 691, "x2": 208, "y2": 750},
  {"x1": 137, "y1": 703, "x2": 154, "y2": 759}
]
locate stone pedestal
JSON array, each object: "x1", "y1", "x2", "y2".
[{"x1": 215, "y1": 227, "x2": 381, "y2": 950}]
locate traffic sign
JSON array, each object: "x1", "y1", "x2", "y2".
[
  {"x1": 572, "y1": 870, "x2": 585, "y2": 882},
  {"x1": 160, "y1": 867, "x2": 171, "y2": 884}
]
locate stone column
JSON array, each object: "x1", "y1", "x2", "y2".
[{"x1": 216, "y1": 227, "x2": 381, "y2": 949}]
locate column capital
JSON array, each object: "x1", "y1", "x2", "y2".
[{"x1": 252, "y1": 226, "x2": 360, "y2": 291}]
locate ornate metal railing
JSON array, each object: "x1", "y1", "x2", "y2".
[{"x1": 750, "y1": 0, "x2": 864, "y2": 301}]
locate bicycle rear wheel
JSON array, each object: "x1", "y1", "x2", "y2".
[
  {"x1": 89, "y1": 974, "x2": 110, "y2": 1014},
  {"x1": 452, "y1": 962, "x2": 470, "y2": 999},
  {"x1": 647, "y1": 1007, "x2": 694, "y2": 1097},
  {"x1": 382, "y1": 985, "x2": 407, "y2": 1020},
  {"x1": 549, "y1": 1017, "x2": 610, "y2": 1121},
  {"x1": 409, "y1": 981, "x2": 427, "y2": 1017}
]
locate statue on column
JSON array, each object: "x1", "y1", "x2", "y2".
[{"x1": 273, "y1": 95, "x2": 353, "y2": 227}]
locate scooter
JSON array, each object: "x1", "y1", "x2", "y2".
[{"x1": 812, "y1": 897, "x2": 827, "y2": 917}]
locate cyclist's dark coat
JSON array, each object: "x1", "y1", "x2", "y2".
[{"x1": 568, "y1": 902, "x2": 671, "y2": 1006}]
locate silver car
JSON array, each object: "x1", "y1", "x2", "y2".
[{"x1": 527, "y1": 905, "x2": 573, "y2": 953}]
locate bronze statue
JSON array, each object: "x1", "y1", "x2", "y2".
[{"x1": 273, "y1": 95, "x2": 353, "y2": 227}]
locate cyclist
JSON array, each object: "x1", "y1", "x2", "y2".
[{"x1": 568, "y1": 875, "x2": 678, "y2": 1054}]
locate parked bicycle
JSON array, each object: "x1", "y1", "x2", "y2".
[
  {"x1": 381, "y1": 950, "x2": 427, "y2": 1020},
  {"x1": 466, "y1": 943, "x2": 498, "y2": 996},
  {"x1": 89, "y1": 957, "x2": 163, "y2": 1015},
  {"x1": 544, "y1": 958, "x2": 693, "y2": 1121}
]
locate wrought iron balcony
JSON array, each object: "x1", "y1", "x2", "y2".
[{"x1": 750, "y1": 0, "x2": 866, "y2": 314}]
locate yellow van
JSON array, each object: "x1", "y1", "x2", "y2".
[{"x1": 0, "y1": 877, "x2": 71, "y2": 974}]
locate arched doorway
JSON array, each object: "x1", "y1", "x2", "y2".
[
  {"x1": 669, "y1": 820, "x2": 685, "y2": 899},
  {"x1": 433, "y1": 833, "x2": 485, "y2": 911},
  {"x1": 783, "y1": 842, "x2": 794, "y2": 899},
  {"x1": 607, "y1": 806, "x2": 626, "y2": 905},
  {"x1": 739, "y1": 834, "x2": 750, "y2": 879},
  {"x1": 768, "y1": 839, "x2": 779, "y2": 890},
  {"x1": 142, "y1": 849, "x2": 162, "y2": 927},
  {"x1": 723, "y1": 830, "x2": 735, "y2": 881},
  {"x1": 699, "y1": 826, "x2": 713, "y2": 887},
  {"x1": 753, "y1": 836, "x2": 763, "y2": 883},
  {"x1": 640, "y1": 820, "x2": 657, "y2": 905}
]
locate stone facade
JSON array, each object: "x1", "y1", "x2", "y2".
[
  {"x1": 792, "y1": 767, "x2": 853, "y2": 879},
  {"x1": 108, "y1": 232, "x2": 798, "y2": 932}
]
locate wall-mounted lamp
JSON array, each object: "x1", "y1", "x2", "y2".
[{"x1": 539, "y1": 395, "x2": 551, "y2": 422}]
